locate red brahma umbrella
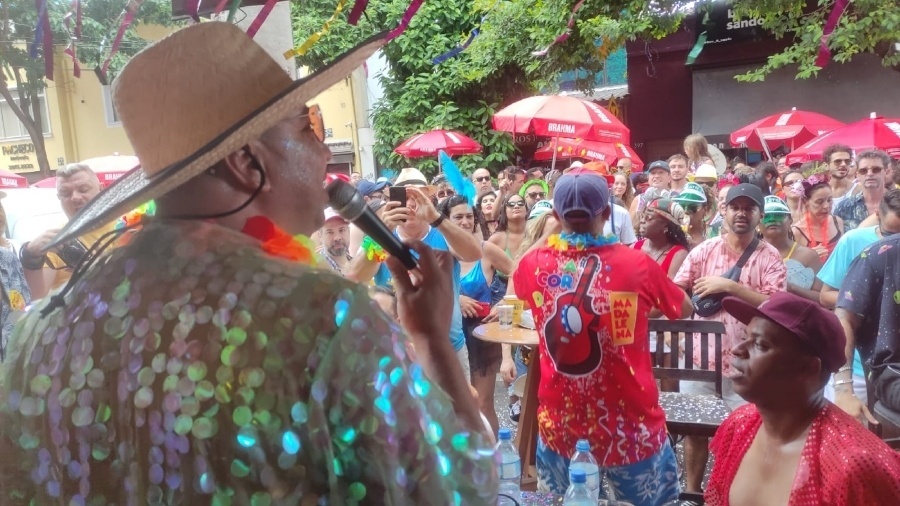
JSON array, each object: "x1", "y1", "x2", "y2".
[
  {"x1": 394, "y1": 129, "x2": 482, "y2": 158},
  {"x1": 786, "y1": 114, "x2": 900, "y2": 166},
  {"x1": 730, "y1": 108, "x2": 845, "y2": 151},
  {"x1": 0, "y1": 170, "x2": 29, "y2": 189},
  {"x1": 492, "y1": 95, "x2": 630, "y2": 144},
  {"x1": 533, "y1": 138, "x2": 644, "y2": 172}
]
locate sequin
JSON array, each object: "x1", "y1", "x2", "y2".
[
  {"x1": 0, "y1": 220, "x2": 499, "y2": 504},
  {"x1": 425, "y1": 421, "x2": 443, "y2": 445},
  {"x1": 281, "y1": 431, "x2": 300, "y2": 455},
  {"x1": 236, "y1": 427, "x2": 257, "y2": 448},
  {"x1": 290, "y1": 402, "x2": 308, "y2": 424},
  {"x1": 334, "y1": 299, "x2": 350, "y2": 326}
]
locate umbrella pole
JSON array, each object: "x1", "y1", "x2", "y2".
[
  {"x1": 755, "y1": 128, "x2": 774, "y2": 161},
  {"x1": 551, "y1": 136, "x2": 559, "y2": 172}
]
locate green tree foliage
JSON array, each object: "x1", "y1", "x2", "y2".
[
  {"x1": 291, "y1": 0, "x2": 900, "y2": 175},
  {"x1": 0, "y1": 0, "x2": 176, "y2": 175},
  {"x1": 290, "y1": 0, "x2": 521, "y2": 176},
  {"x1": 726, "y1": 0, "x2": 900, "y2": 81}
]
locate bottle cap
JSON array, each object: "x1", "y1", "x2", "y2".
[
  {"x1": 498, "y1": 428, "x2": 512, "y2": 441},
  {"x1": 575, "y1": 439, "x2": 590, "y2": 452},
  {"x1": 570, "y1": 469, "x2": 586, "y2": 483}
]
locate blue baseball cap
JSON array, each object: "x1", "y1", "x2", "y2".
[
  {"x1": 357, "y1": 179, "x2": 387, "y2": 197},
  {"x1": 553, "y1": 170, "x2": 610, "y2": 222}
]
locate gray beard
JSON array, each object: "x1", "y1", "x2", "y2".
[{"x1": 327, "y1": 246, "x2": 347, "y2": 258}]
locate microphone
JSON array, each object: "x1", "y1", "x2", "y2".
[{"x1": 326, "y1": 180, "x2": 418, "y2": 270}]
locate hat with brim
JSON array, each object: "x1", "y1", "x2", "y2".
[
  {"x1": 673, "y1": 182, "x2": 707, "y2": 205},
  {"x1": 393, "y1": 167, "x2": 436, "y2": 196},
  {"x1": 763, "y1": 195, "x2": 792, "y2": 215},
  {"x1": 47, "y1": 22, "x2": 386, "y2": 248}
]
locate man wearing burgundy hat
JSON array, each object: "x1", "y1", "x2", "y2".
[{"x1": 706, "y1": 292, "x2": 900, "y2": 506}]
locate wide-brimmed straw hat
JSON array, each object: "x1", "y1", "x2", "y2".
[
  {"x1": 48, "y1": 22, "x2": 385, "y2": 248},
  {"x1": 393, "y1": 168, "x2": 436, "y2": 196}
]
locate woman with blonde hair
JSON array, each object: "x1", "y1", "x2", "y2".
[{"x1": 684, "y1": 133, "x2": 714, "y2": 173}]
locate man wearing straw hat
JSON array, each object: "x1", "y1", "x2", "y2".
[{"x1": 0, "y1": 23, "x2": 496, "y2": 504}]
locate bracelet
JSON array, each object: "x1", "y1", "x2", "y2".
[
  {"x1": 832, "y1": 378, "x2": 854, "y2": 386},
  {"x1": 361, "y1": 236, "x2": 387, "y2": 263},
  {"x1": 837, "y1": 365, "x2": 852, "y2": 373},
  {"x1": 430, "y1": 215, "x2": 445, "y2": 229},
  {"x1": 19, "y1": 242, "x2": 48, "y2": 270}
]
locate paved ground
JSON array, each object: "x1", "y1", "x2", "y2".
[{"x1": 490, "y1": 377, "x2": 713, "y2": 493}]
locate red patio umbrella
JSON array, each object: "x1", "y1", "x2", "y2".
[
  {"x1": 786, "y1": 114, "x2": 900, "y2": 166},
  {"x1": 394, "y1": 129, "x2": 482, "y2": 158},
  {"x1": 0, "y1": 170, "x2": 29, "y2": 189},
  {"x1": 533, "y1": 138, "x2": 644, "y2": 171},
  {"x1": 730, "y1": 108, "x2": 845, "y2": 152},
  {"x1": 492, "y1": 95, "x2": 630, "y2": 145},
  {"x1": 31, "y1": 154, "x2": 139, "y2": 189}
]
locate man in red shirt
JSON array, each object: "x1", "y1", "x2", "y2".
[
  {"x1": 707, "y1": 292, "x2": 900, "y2": 506},
  {"x1": 513, "y1": 171, "x2": 692, "y2": 505}
]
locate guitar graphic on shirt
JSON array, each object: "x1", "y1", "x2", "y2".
[{"x1": 543, "y1": 255, "x2": 603, "y2": 376}]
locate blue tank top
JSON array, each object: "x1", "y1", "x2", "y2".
[{"x1": 459, "y1": 261, "x2": 492, "y2": 304}]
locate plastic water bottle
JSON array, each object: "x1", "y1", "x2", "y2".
[
  {"x1": 569, "y1": 439, "x2": 600, "y2": 500},
  {"x1": 496, "y1": 428, "x2": 521, "y2": 505},
  {"x1": 564, "y1": 469, "x2": 595, "y2": 505}
]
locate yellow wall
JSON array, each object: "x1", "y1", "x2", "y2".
[
  {"x1": 1, "y1": 24, "x2": 171, "y2": 180},
  {"x1": 3, "y1": 23, "x2": 362, "y2": 179}
]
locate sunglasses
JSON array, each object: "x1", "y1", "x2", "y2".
[
  {"x1": 831, "y1": 158, "x2": 852, "y2": 166},
  {"x1": 475, "y1": 176, "x2": 492, "y2": 183},
  {"x1": 762, "y1": 214, "x2": 788, "y2": 225},
  {"x1": 683, "y1": 203, "x2": 701, "y2": 215},
  {"x1": 437, "y1": 189, "x2": 456, "y2": 198},
  {"x1": 301, "y1": 104, "x2": 325, "y2": 142},
  {"x1": 527, "y1": 192, "x2": 546, "y2": 200},
  {"x1": 506, "y1": 201, "x2": 527, "y2": 208},
  {"x1": 857, "y1": 166, "x2": 884, "y2": 176}
]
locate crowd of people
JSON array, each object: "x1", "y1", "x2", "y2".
[{"x1": 0, "y1": 22, "x2": 898, "y2": 506}]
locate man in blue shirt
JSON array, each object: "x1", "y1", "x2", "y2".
[
  {"x1": 819, "y1": 189, "x2": 900, "y2": 408},
  {"x1": 347, "y1": 168, "x2": 482, "y2": 379}
]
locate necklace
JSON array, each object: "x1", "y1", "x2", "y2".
[
  {"x1": 643, "y1": 241, "x2": 673, "y2": 263},
  {"x1": 781, "y1": 241, "x2": 797, "y2": 260},
  {"x1": 242, "y1": 216, "x2": 318, "y2": 265},
  {"x1": 548, "y1": 232, "x2": 619, "y2": 251}
]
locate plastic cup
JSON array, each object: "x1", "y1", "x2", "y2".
[
  {"x1": 503, "y1": 295, "x2": 524, "y2": 325},
  {"x1": 498, "y1": 305, "x2": 514, "y2": 329}
]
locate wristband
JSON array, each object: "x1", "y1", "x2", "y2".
[
  {"x1": 832, "y1": 378, "x2": 854, "y2": 386},
  {"x1": 430, "y1": 215, "x2": 445, "y2": 229},
  {"x1": 19, "y1": 242, "x2": 48, "y2": 270},
  {"x1": 361, "y1": 236, "x2": 387, "y2": 263}
]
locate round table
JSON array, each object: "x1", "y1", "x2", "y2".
[{"x1": 472, "y1": 322, "x2": 539, "y2": 346}]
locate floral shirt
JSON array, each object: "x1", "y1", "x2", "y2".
[
  {"x1": 833, "y1": 192, "x2": 871, "y2": 232},
  {"x1": 673, "y1": 237, "x2": 787, "y2": 374},
  {"x1": 0, "y1": 220, "x2": 497, "y2": 505}
]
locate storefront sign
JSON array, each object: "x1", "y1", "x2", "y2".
[
  {"x1": 514, "y1": 133, "x2": 537, "y2": 144},
  {"x1": 2, "y1": 142, "x2": 37, "y2": 172},
  {"x1": 700, "y1": 4, "x2": 769, "y2": 45}
]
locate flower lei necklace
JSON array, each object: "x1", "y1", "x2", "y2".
[
  {"x1": 242, "y1": 216, "x2": 318, "y2": 265},
  {"x1": 548, "y1": 232, "x2": 618, "y2": 251}
]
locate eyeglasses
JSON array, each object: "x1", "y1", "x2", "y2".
[
  {"x1": 475, "y1": 176, "x2": 492, "y2": 183},
  {"x1": 830, "y1": 158, "x2": 852, "y2": 166},
  {"x1": 506, "y1": 201, "x2": 527, "y2": 208},
  {"x1": 684, "y1": 203, "x2": 700, "y2": 215},
  {"x1": 527, "y1": 192, "x2": 546, "y2": 200},
  {"x1": 436, "y1": 189, "x2": 456, "y2": 198},
  {"x1": 301, "y1": 104, "x2": 325, "y2": 142},
  {"x1": 857, "y1": 166, "x2": 884, "y2": 176}
]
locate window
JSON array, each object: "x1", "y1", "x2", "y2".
[
  {"x1": 101, "y1": 85, "x2": 121, "y2": 125},
  {"x1": 0, "y1": 89, "x2": 51, "y2": 141}
]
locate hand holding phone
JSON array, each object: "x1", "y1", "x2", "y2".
[{"x1": 389, "y1": 186, "x2": 407, "y2": 204}]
